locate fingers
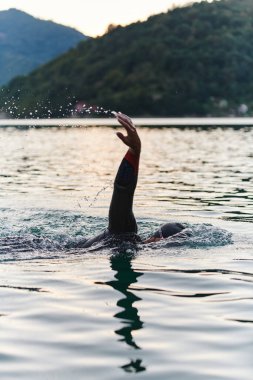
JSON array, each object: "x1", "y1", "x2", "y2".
[
  {"x1": 112, "y1": 111, "x2": 134, "y2": 126},
  {"x1": 115, "y1": 114, "x2": 141, "y2": 153},
  {"x1": 116, "y1": 112, "x2": 136, "y2": 133},
  {"x1": 116, "y1": 131, "x2": 126, "y2": 144},
  {"x1": 117, "y1": 112, "x2": 133, "y2": 125}
]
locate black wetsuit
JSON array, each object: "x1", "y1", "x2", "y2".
[
  {"x1": 80, "y1": 149, "x2": 186, "y2": 249},
  {"x1": 108, "y1": 150, "x2": 139, "y2": 234},
  {"x1": 81, "y1": 150, "x2": 139, "y2": 248}
]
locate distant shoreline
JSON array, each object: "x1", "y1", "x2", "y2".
[{"x1": 1, "y1": 117, "x2": 253, "y2": 127}]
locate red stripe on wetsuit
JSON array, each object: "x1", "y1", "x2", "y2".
[{"x1": 124, "y1": 150, "x2": 139, "y2": 175}]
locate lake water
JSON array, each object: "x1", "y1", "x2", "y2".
[{"x1": 0, "y1": 124, "x2": 252, "y2": 379}]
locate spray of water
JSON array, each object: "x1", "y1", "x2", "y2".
[
  {"x1": 74, "y1": 102, "x2": 116, "y2": 117},
  {"x1": 1, "y1": 90, "x2": 117, "y2": 119}
]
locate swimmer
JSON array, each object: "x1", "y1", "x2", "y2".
[{"x1": 80, "y1": 113, "x2": 185, "y2": 248}]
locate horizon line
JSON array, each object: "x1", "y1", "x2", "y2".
[{"x1": 0, "y1": 117, "x2": 253, "y2": 127}]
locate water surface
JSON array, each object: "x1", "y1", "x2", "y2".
[{"x1": 0, "y1": 125, "x2": 252, "y2": 379}]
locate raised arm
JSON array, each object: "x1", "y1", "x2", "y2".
[
  {"x1": 80, "y1": 113, "x2": 141, "y2": 248},
  {"x1": 108, "y1": 113, "x2": 141, "y2": 235}
]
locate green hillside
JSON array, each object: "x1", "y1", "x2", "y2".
[
  {"x1": 0, "y1": 9, "x2": 87, "y2": 86},
  {"x1": 1, "y1": 0, "x2": 253, "y2": 118}
]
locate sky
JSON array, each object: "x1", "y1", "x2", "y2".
[{"x1": 0, "y1": 0, "x2": 206, "y2": 37}]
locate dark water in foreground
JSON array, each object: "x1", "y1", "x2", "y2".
[{"x1": 0, "y1": 126, "x2": 252, "y2": 379}]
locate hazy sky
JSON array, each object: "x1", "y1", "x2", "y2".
[{"x1": 0, "y1": 0, "x2": 205, "y2": 36}]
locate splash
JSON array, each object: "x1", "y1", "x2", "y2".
[
  {"x1": 1, "y1": 92, "x2": 117, "y2": 119},
  {"x1": 73, "y1": 102, "x2": 116, "y2": 117},
  {"x1": 147, "y1": 223, "x2": 233, "y2": 249},
  {"x1": 0, "y1": 208, "x2": 233, "y2": 261}
]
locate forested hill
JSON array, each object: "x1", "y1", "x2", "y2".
[
  {"x1": 1, "y1": 0, "x2": 253, "y2": 118},
  {"x1": 0, "y1": 9, "x2": 87, "y2": 86}
]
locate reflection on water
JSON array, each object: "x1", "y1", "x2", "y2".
[
  {"x1": 108, "y1": 254, "x2": 144, "y2": 350},
  {"x1": 105, "y1": 253, "x2": 146, "y2": 373},
  {"x1": 121, "y1": 359, "x2": 146, "y2": 374},
  {"x1": 0, "y1": 125, "x2": 252, "y2": 379}
]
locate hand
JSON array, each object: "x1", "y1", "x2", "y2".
[{"x1": 115, "y1": 112, "x2": 141, "y2": 156}]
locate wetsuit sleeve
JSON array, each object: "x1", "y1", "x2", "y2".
[
  {"x1": 77, "y1": 230, "x2": 109, "y2": 248},
  {"x1": 76, "y1": 150, "x2": 139, "y2": 249},
  {"x1": 108, "y1": 149, "x2": 139, "y2": 234}
]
